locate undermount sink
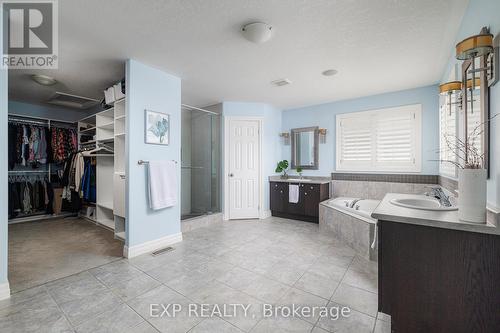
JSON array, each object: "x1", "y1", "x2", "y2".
[
  {"x1": 287, "y1": 178, "x2": 312, "y2": 182},
  {"x1": 390, "y1": 196, "x2": 458, "y2": 211}
]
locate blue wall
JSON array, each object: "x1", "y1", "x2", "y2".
[
  {"x1": 222, "y1": 102, "x2": 282, "y2": 213},
  {"x1": 441, "y1": 0, "x2": 500, "y2": 209},
  {"x1": 0, "y1": 32, "x2": 8, "y2": 290},
  {"x1": 126, "y1": 59, "x2": 182, "y2": 247},
  {"x1": 8, "y1": 100, "x2": 96, "y2": 122},
  {"x1": 282, "y1": 85, "x2": 440, "y2": 176}
]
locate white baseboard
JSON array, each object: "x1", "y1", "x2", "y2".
[
  {"x1": 0, "y1": 282, "x2": 10, "y2": 301},
  {"x1": 260, "y1": 210, "x2": 272, "y2": 219},
  {"x1": 123, "y1": 232, "x2": 183, "y2": 258}
]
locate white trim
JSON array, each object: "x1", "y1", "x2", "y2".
[
  {"x1": 0, "y1": 282, "x2": 10, "y2": 301},
  {"x1": 260, "y1": 210, "x2": 272, "y2": 219},
  {"x1": 123, "y1": 232, "x2": 183, "y2": 258},
  {"x1": 223, "y1": 116, "x2": 263, "y2": 220}
]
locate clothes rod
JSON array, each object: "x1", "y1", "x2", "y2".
[
  {"x1": 8, "y1": 170, "x2": 48, "y2": 173},
  {"x1": 138, "y1": 160, "x2": 178, "y2": 165},
  {"x1": 8, "y1": 113, "x2": 75, "y2": 124},
  {"x1": 181, "y1": 104, "x2": 219, "y2": 115}
]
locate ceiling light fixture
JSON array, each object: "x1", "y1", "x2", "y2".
[
  {"x1": 31, "y1": 74, "x2": 57, "y2": 86},
  {"x1": 322, "y1": 69, "x2": 338, "y2": 76},
  {"x1": 241, "y1": 22, "x2": 273, "y2": 44}
]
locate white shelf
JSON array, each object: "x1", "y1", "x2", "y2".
[
  {"x1": 114, "y1": 132, "x2": 125, "y2": 137},
  {"x1": 96, "y1": 218, "x2": 115, "y2": 231},
  {"x1": 98, "y1": 121, "x2": 114, "y2": 130},
  {"x1": 115, "y1": 231, "x2": 125, "y2": 241},
  {"x1": 80, "y1": 126, "x2": 96, "y2": 133},
  {"x1": 98, "y1": 202, "x2": 113, "y2": 210},
  {"x1": 115, "y1": 115, "x2": 126, "y2": 120},
  {"x1": 98, "y1": 137, "x2": 114, "y2": 143}
]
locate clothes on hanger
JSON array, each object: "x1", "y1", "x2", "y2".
[
  {"x1": 8, "y1": 177, "x2": 54, "y2": 218},
  {"x1": 8, "y1": 122, "x2": 78, "y2": 169},
  {"x1": 81, "y1": 159, "x2": 96, "y2": 203}
]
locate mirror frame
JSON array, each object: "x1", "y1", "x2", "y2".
[
  {"x1": 462, "y1": 54, "x2": 490, "y2": 176},
  {"x1": 291, "y1": 126, "x2": 319, "y2": 170}
]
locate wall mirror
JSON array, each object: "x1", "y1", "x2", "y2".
[
  {"x1": 462, "y1": 54, "x2": 489, "y2": 173},
  {"x1": 291, "y1": 126, "x2": 319, "y2": 169}
]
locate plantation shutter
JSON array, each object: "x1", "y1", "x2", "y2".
[
  {"x1": 336, "y1": 104, "x2": 421, "y2": 172},
  {"x1": 439, "y1": 96, "x2": 458, "y2": 177},
  {"x1": 375, "y1": 111, "x2": 414, "y2": 166},
  {"x1": 338, "y1": 117, "x2": 372, "y2": 169}
]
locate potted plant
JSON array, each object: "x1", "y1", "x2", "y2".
[
  {"x1": 275, "y1": 160, "x2": 289, "y2": 179},
  {"x1": 296, "y1": 167, "x2": 303, "y2": 179}
]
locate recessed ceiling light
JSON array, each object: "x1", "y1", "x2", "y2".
[
  {"x1": 271, "y1": 79, "x2": 292, "y2": 87},
  {"x1": 322, "y1": 69, "x2": 338, "y2": 76},
  {"x1": 241, "y1": 22, "x2": 273, "y2": 44},
  {"x1": 31, "y1": 74, "x2": 57, "y2": 86}
]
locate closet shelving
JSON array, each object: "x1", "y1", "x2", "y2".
[
  {"x1": 78, "y1": 97, "x2": 126, "y2": 241},
  {"x1": 8, "y1": 114, "x2": 77, "y2": 223}
]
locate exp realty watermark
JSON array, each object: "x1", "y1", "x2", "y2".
[
  {"x1": 1, "y1": 0, "x2": 58, "y2": 69},
  {"x1": 150, "y1": 303, "x2": 351, "y2": 321}
]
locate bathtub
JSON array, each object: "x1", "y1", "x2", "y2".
[
  {"x1": 324, "y1": 197, "x2": 380, "y2": 223},
  {"x1": 319, "y1": 197, "x2": 381, "y2": 261}
]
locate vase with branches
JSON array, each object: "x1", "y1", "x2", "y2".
[{"x1": 438, "y1": 113, "x2": 498, "y2": 223}]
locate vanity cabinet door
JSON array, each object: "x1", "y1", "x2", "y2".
[
  {"x1": 304, "y1": 184, "x2": 320, "y2": 217},
  {"x1": 288, "y1": 183, "x2": 305, "y2": 215},
  {"x1": 270, "y1": 182, "x2": 288, "y2": 212}
]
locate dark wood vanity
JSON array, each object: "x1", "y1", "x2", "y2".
[
  {"x1": 373, "y1": 194, "x2": 500, "y2": 333},
  {"x1": 270, "y1": 181, "x2": 329, "y2": 222}
]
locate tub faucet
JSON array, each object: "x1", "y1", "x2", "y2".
[
  {"x1": 350, "y1": 198, "x2": 362, "y2": 208},
  {"x1": 425, "y1": 187, "x2": 452, "y2": 207}
]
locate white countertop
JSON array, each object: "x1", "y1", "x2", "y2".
[
  {"x1": 371, "y1": 193, "x2": 500, "y2": 235},
  {"x1": 268, "y1": 175, "x2": 331, "y2": 184}
]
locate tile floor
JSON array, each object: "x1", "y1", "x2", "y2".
[{"x1": 0, "y1": 217, "x2": 390, "y2": 332}]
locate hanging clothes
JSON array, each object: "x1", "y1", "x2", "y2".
[{"x1": 81, "y1": 159, "x2": 96, "y2": 203}]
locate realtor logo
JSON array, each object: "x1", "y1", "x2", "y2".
[{"x1": 2, "y1": 0, "x2": 58, "y2": 68}]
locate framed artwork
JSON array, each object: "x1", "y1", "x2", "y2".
[{"x1": 145, "y1": 110, "x2": 170, "y2": 145}]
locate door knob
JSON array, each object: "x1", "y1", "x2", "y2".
[{"x1": 229, "y1": 173, "x2": 234, "y2": 177}]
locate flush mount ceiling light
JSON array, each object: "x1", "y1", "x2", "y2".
[
  {"x1": 241, "y1": 22, "x2": 273, "y2": 44},
  {"x1": 271, "y1": 78, "x2": 292, "y2": 87},
  {"x1": 31, "y1": 74, "x2": 57, "y2": 86},
  {"x1": 322, "y1": 69, "x2": 338, "y2": 76}
]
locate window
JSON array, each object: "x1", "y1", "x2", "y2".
[
  {"x1": 439, "y1": 94, "x2": 458, "y2": 178},
  {"x1": 336, "y1": 104, "x2": 422, "y2": 172}
]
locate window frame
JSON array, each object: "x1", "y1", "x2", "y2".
[{"x1": 335, "y1": 104, "x2": 422, "y2": 173}]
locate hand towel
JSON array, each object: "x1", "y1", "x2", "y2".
[
  {"x1": 148, "y1": 160, "x2": 177, "y2": 210},
  {"x1": 289, "y1": 184, "x2": 299, "y2": 204}
]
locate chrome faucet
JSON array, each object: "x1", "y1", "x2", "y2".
[{"x1": 425, "y1": 187, "x2": 452, "y2": 207}]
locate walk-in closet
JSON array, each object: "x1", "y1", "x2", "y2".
[{"x1": 7, "y1": 75, "x2": 128, "y2": 292}]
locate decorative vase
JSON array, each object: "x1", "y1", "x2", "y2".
[{"x1": 458, "y1": 168, "x2": 487, "y2": 223}]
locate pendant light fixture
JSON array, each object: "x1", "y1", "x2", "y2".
[
  {"x1": 455, "y1": 27, "x2": 498, "y2": 87},
  {"x1": 455, "y1": 33, "x2": 493, "y2": 60},
  {"x1": 439, "y1": 81, "x2": 462, "y2": 116}
]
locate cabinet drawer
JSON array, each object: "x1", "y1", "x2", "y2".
[{"x1": 113, "y1": 173, "x2": 126, "y2": 218}]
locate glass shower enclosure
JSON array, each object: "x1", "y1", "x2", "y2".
[{"x1": 181, "y1": 105, "x2": 221, "y2": 220}]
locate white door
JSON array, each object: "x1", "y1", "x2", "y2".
[{"x1": 228, "y1": 119, "x2": 260, "y2": 219}]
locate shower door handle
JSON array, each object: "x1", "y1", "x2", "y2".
[{"x1": 228, "y1": 173, "x2": 234, "y2": 177}]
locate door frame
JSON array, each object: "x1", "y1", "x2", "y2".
[{"x1": 223, "y1": 116, "x2": 263, "y2": 220}]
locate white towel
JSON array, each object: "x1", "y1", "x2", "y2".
[
  {"x1": 289, "y1": 184, "x2": 299, "y2": 203},
  {"x1": 148, "y1": 161, "x2": 178, "y2": 210}
]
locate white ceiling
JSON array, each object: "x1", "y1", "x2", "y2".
[{"x1": 8, "y1": 0, "x2": 469, "y2": 110}]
